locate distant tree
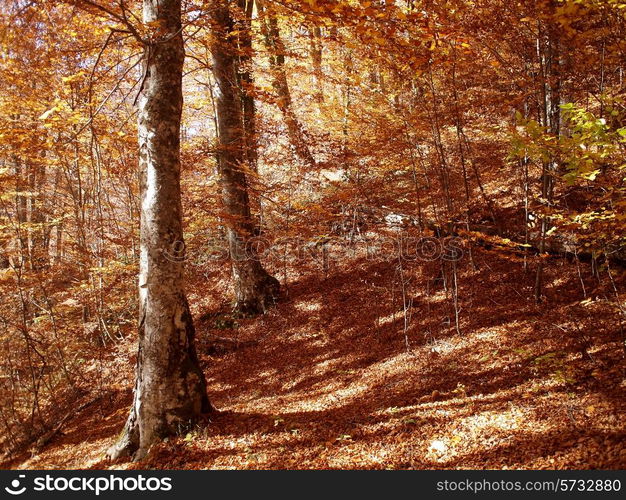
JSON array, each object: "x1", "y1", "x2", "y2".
[
  {"x1": 257, "y1": 0, "x2": 317, "y2": 169},
  {"x1": 210, "y1": 0, "x2": 279, "y2": 315}
]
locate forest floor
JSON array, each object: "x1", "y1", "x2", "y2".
[{"x1": 2, "y1": 243, "x2": 626, "y2": 469}]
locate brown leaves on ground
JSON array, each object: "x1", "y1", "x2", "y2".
[{"x1": 3, "y1": 248, "x2": 625, "y2": 470}]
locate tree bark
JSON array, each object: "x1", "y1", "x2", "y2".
[
  {"x1": 211, "y1": 0, "x2": 279, "y2": 315},
  {"x1": 14, "y1": 155, "x2": 29, "y2": 268},
  {"x1": 235, "y1": 0, "x2": 258, "y2": 173},
  {"x1": 28, "y1": 157, "x2": 48, "y2": 270},
  {"x1": 534, "y1": 7, "x2": 561, "y2": 303},
  {"x1": 257, "y1": 0, "x2": 317, "y2": 169},
  {"x1": 107, "y1": 0, "x2": 210, "y2": 461},
  {"x1": 310, "y1": 25, "x2": 323, "y2": 105}
]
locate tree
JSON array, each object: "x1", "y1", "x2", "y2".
[
  {"x1": 107, "y1": 0, "x2": 210, "y2": 460},
  {"x1": 235, "y1": 0, "x2": 258, "y2": 174},
  {"x1": 258, "y1": 0, "x2": 317, "y2": 169},
  {"x1": 210, "y1": 0, "x2": 279, "y2": 315}
]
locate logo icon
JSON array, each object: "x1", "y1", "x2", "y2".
[{"x1": 5, "y1": 475, "x2": 26, "y2": 495}]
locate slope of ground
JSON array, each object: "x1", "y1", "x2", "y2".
[{"x1": 2, "y1": 246, "x2": 625, "y2": 469}]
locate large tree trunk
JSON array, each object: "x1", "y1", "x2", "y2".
[
  {"x1": 211, "y1": 0, "x2": 279, "y2": 315},
  {"x1": 107, "y1": 0, "x2": 210, "y2": 461}
]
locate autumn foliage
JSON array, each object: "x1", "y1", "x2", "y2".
[{"x1": 0, "y1": 0, "x2": 624, "y2": 468}]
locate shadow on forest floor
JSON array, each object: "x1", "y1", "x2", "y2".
[{"x1": 3, "y1": 248, "x2": 625, "y2": 469}]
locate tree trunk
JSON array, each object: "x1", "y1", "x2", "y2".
[
  {"x1": 211, "y1": 0, "x2": 279, "y2": 315},
  {"x1": 534, "y1": 8, "x2": 561, "y2": 303},
  {"x1": 235, "y1": 0, "x2": 258, "y2": 173},
  {"x1": 28, "y1": 157, "x2": 48, "y2": 270},
  {"x1": 310, "y1": 25, "x2": 323, "y2": 105},
  {"x1": 14, "y1": 155, "x2": 28, "y2": 268},
  {"x1": 107, "y1": 0, "x2": 210, "y2": 461},
  {"x1": 257, "y1": 0, "x2": 317, "y2": 169}
]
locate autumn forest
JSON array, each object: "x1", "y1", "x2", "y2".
[{"x1": 0, "y1": 0, "x2": 625, "y2": 470}]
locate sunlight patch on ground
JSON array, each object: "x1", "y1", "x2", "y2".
[
  {"x1": 294, "y1": 301, "x2": 322, "y2": 312},
  {"x1": 375, "y1": 311, "x2": 409, "y2": 326},
  {"x1": 474, "y1": 329, "x2": 499, "y2": 341},
  {"x1": 459, "y1": 407, "x2": 527, "y2": 434},
  {"x1": 427, "y1": 339, "x2": 458, "y2": 356},
  {"x1": 421, "y1": 290, "x2": 447, "y2": 303}
]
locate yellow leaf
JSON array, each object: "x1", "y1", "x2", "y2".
[{"x1": 39, "y1": 107, "x2": 57, "y2": 120}]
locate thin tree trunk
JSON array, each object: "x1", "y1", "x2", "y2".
[
  {"x1": 310, "y1": 25, "x2": 323, "y2": 105},
  {"x1": 236, "y1": 0, "x2": 258, "y2": 173},
  {"x1": 211, "y1": 0, "x2": 279, "y2": 315},
  {"x1": 257, "y1": 0, "x2": 316, "y2": 168},
  {"x1": 28, "y1": 157, "x2": 48, "y2": 270},
  {"x1": 107, "y1": 0, "x2": 210, "y2": 461},
  {"x1": 534, "y1": 12, "x2": 560, "y2": 303},
  {"x1": 14, "y1": 155, "x2": 28, "y2": 268}
]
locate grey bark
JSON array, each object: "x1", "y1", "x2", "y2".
[
  {"x1": 211, "y1": 0, "x2": 279, "y2": 315},
  {"x1": 107, "y1": 0, "x2": 210, "y2": 461}
]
